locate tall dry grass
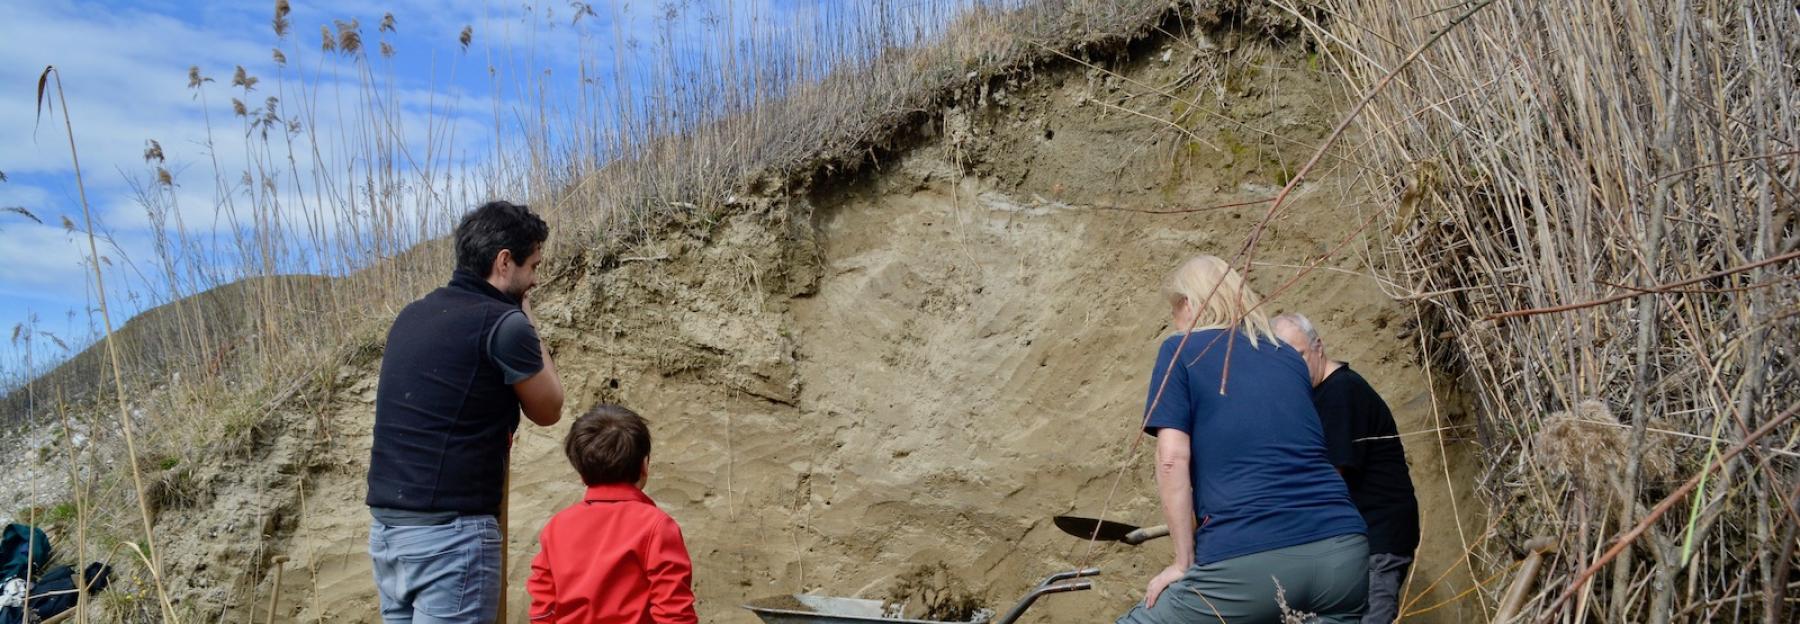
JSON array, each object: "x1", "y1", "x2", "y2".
[
  {"x1": 26, "y1": 1, "x2": 1788, "y2": 621},
  {"x1": 37, "y1": 64, "x2": 179, "y2": 622},
  {"x1": 4, "y1": 1, "x2": 1177, "y2": 620},
  {"x1": 1314, "y1": 1, "x2": 1799, "y2": 621}
]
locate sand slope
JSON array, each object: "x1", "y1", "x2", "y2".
[{"x1": 154, "y1": 26, "x2": 1487, "y2": 624}]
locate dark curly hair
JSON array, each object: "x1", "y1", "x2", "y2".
[{"x1": 454, "y1": 200, "x2": 548, "y2": 277}]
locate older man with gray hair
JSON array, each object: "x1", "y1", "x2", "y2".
[{"x1": 1272, "y1": 312, "x2": 1420, "y2": 624}]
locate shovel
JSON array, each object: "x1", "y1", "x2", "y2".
[{"x1": 1052, "y1": 516, "x2": 1170, "y2": 545}]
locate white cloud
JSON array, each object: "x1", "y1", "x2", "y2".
[
  {"x1": 0, "y1": 182, "x2": 54, "y2": 214},
  {"x1": 0, "y1": 2, "x2": 271, "y2": 175},
  {"x1": 1, "y1": 5, "x2": 499, "y2": 259},
  {"x1": 1, "y1": 0, "x2": 976, "y2": 364},
  {"x1": 0, "y1": 219, "x2": 97, "y2": 310}
]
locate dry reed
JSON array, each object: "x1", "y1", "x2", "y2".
[
  {"x1": 2, "y1": 1, "x2": 1179, "y2": 619},
  {"x1": 1321, "y1": 0, "x2": 1799, "y2": 621}
]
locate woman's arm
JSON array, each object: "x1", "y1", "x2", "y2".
[
  {"x1": 1145, "y1": 427, "x2": 1195, "y2": 607},
  {"x1": 1137, "y1": 336, "x2": 1197, "y2": 607},
  {"x1": 1155, "y1": 429, "x2": 1196, "y2": 564}
]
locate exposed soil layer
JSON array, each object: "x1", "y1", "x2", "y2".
[{"x1": 133, "y1": 24, "x2": 1486, "y2": 624}]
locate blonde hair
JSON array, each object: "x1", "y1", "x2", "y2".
[{"x1": 1164, "y1": 255, "x2": 1277, "y2": 346}]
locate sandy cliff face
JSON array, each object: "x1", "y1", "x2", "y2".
[{"x1": 144, "y1": 27, "x2": 1485, "y2": 624}]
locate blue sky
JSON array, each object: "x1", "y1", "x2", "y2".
[
  {"x1": 1, "y1": 0, "x2": 972, "y2": 380},
  {"x1": 1, "y1": 0, "x2": 577, "y2": 374}
]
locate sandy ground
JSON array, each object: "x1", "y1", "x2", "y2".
[{"x1": 110, "y1": 27, "x2": 1489, "y2": 624}]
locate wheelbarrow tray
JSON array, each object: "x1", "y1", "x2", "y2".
[
  {"x1": 745, "y1": 568, "x2": 1096, "y2": 624},
  {"x1": 743, "y1": 594, "x2": 991, "y2": 624}
]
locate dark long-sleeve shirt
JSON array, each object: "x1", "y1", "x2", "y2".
[{"x1": 1314, "y1": 364, "x2": 1420, "y2": 556}]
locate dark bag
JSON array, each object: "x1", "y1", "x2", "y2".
[
  {"x1": 0, "y1": 525, "x2": 50, "y2": 583},
  {"x1": 0, "y1": 563, "x2": 112, "y2": 624}
]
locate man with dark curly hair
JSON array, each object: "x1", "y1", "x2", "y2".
[{"x1": 366, "y1": 200, "x2": 566, "y2": 623}]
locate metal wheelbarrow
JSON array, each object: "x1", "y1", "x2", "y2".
[{"x1": 744, "y1": 568, "x2": 1100, "y2": 624}]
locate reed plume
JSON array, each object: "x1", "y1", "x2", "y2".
[
  {"x1": 335, "y1": 19, "x2": 361, "y2": 56},
  {"x1": 230, "y1": 66, "x2": 257, "y2": 91},
  {"x1": 272, "y1": 0, "x2": 290, "y2": 38}
]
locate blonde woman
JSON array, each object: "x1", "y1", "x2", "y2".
[{"x1": 1116, "y1": 256, "x2": 1368, "y2": 624}]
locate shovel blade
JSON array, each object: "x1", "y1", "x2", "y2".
[{"x1": 1053, "y1": 515, "x2": 1140, "y2": 542}]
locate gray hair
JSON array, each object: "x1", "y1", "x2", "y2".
[{"x1": 1271, "y1": 312, "x2": 1320, "y2": 344}]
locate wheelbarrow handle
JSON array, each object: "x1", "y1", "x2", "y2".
[
  {"x1": 1041, "y1": 580, "x2": 1093, "y2": 594},
  {"x1": 992, "y1": 578, "x2": 1095, "y2": 624},
  {"x1": 991, "y1": 569, "x2": 1099, "y2": 624},
  {"x1": 1036, "y1": 567, "x2": 1101, "y2": 588}
]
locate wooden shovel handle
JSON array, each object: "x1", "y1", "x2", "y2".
[
  {"x1": 1123, "y1": 525, "x2": 1171, "y2": 545},
  {"x1": 1495, "y1": 537, "x2": 1558, "y2": 622}
]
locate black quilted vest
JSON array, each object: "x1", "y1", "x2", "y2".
[{"x1": 366, "y1": 269, "x2": 522, "y2": 515}]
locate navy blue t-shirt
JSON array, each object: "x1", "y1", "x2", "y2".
[{"x1": 1142, "y1": 329, "x2": 1366, "y2": 565}]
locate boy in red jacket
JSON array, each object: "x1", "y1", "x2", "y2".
[{"x1": 528, "y1": 405, "x2": 698, "y2": 623}]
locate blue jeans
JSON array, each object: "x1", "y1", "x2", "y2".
[{"x1": 369, "y1": 515, "x2": 501, "y2": 624}]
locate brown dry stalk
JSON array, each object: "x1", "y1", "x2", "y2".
[
  {"x1": 1648, "y1": 149, "x2": 1800, "y2": 185},
  {"x1": 1594, "y1": 275, "x2": 1799, "y2": 296},
  {"x1": 1235, "y1": 0, "x2": 1498, "y2": 273},
  {"x1": 1486, "y1": 249, "x2": 1800, "y2": 323},
  {"x1": 1534, "y1": 402, "x2": 1800, "y2": 623},
  {"x1": 1325, "y1": 2, "x2": 1800, "y2": 615},
  {"x1": 38, "y1": 65, "x2": 178, "y2": 623},
  {"x1": 55, "y1": 388, "x2": 89, "y2": 624},
  {"x1": 1405, "y1": 556, "x2": 1520, "y2": 618},
  {"x1": 1084, "y1": 197, "x2": 1277, "y2": 214}
]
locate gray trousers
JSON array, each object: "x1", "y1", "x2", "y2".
[
  {"x1": 1115, "y1": 534, "x2": 1369, "y2": 624},
  {"x1": 1364, "y1": 553, "x2": 1414, "y2": 624}
]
